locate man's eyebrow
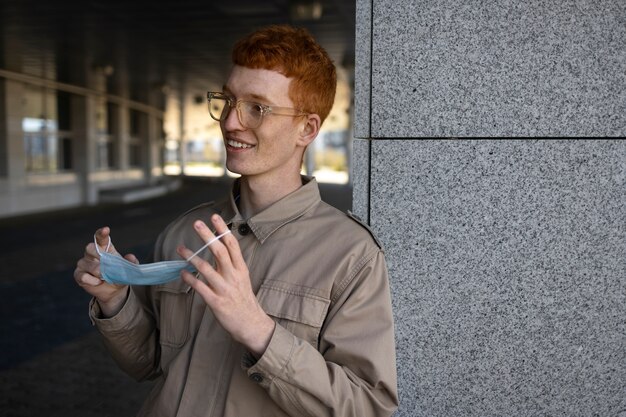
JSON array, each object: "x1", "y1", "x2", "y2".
[{"x1": 249, "y1": 93, "x2": 271, "y2": 103}]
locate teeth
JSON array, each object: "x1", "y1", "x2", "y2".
[{"x1": 228, "y1": 139, "x2": 253, "y2": 149}]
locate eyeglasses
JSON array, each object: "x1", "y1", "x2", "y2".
[{"x1": 206, "y1": 91, "x2": 308, "y2": 129}]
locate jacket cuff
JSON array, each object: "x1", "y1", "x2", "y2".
[
  {"x1": 243, "y1": 323, "x2": 294, "y2": 389},
  {"x1": 88, "y1": 287, "x2": 138, "y2": 333}
]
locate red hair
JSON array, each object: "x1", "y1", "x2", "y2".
[{"x1": 232, "y1": 25, "x2": 337, "y2": 123}]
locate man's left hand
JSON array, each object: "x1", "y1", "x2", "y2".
[{"x1": 177, "y1": 214, "x2": 275, "y2": 357}]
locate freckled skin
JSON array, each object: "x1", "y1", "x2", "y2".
[{"x1": 221, "y1": 66, "x2": 305, "y2": 185}]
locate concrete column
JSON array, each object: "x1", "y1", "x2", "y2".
[
  {"x1": 0, "y1": 81, "x2": 5, "y2": 177},
  {"x1": 0, "y1": 15, "x2": 25, "y2": 180},
  {"x1": 0, "y1": 80, "x2": 26, "y2": 179},
  {"x1": 116, "y1": 104, "x2": 130, "y2": 171},
  {"x1": 65, "y1": 16, "x2": 100, "y2": 205},
  {"x1": 146, "y1": 111, "x2": 162, "y2": 184},
  {"x1": 112, "y1": 52, "x2": 130, "y2": 172},
  {"x1": 178, "y1": 85, "x2": 187, "y2": 176},
  {"x1": 72, "y1": 94, "x2": 98, "y2": 204}
]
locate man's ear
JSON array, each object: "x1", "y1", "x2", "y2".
[{"x1": 297, "y1": 114, "x2": 321, "y2": 147}]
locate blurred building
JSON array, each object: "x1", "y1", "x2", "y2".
[{"x1": 0, "y1": 0, "x2": 356, "y2": 218}]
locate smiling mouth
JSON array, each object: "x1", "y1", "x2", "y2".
[{"x1": 227, "y1": 139, "x2": 254, "y2": 149}]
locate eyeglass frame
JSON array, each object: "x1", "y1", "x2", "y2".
[{"x1": 206, "y1": 91, "x2": 309, "y2": 129}]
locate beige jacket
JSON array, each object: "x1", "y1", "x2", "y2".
[{"x1": 90, "y1": 178, "x2": 398, "y2": 417}]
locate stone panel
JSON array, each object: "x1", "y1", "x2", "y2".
[
  {"x1": 370, "y1": 139, "x2": 625, "y2": 416},
  {"x1": 370, "y1": 0, "x2": 626, "y2": 137},
  {"x1": 351, "y1": 138, "x2": 370, "y2": 221},
  {"x1": 354, "y1": 0, "x2": 372, "y2": 139}
]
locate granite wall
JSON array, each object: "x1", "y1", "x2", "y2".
[{"x1": 353, "y1": 1, "x2": 626, "y2": 416}]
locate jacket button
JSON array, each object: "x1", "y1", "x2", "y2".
[
  {"x1": 238, "y1": 223, "x2": 250, "y2": 236},
  {"x1": 250, "y1": 373, "x2": 263, "y2": 383}
]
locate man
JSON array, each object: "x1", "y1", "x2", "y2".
[{"x1": 74, "y1": 25, "x2": 398, "y2": 417}]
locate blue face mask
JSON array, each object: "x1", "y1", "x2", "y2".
[{"x1": 94, "y1": 230, "x2": 232, "y2": 286}]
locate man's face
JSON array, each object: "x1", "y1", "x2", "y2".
[{"x1": 220, "y1": 65, "x2": 306, "y2": 180}]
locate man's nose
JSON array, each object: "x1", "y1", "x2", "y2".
[{"x1": 223, "y1": 104, "x2": 244, "y2": 130}]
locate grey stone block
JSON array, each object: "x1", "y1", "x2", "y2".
[
  {"x1": 369, "y1": 139, "x2": 625, "y2": 416},
  {"x1": 370, "y1": 0, "x2": 626, "y2": 137},
  {"x1": 355, "y1": 0, "x2": 372, "y2": 139},
  {"x1": 351, "y1": 138, "x2": 371, "y2": 222}
]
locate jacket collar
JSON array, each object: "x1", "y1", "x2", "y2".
[{"x1": 220, "y1": 176, "x2": 321, "y2": 244}]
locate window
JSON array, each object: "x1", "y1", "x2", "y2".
[
  {"x1": 57, "y1": 91, "x2": 73, "y2": 171},
  {"x1": 22, "y1": 85, "x2": 74, "y2": 172},
  {"x1": 129, "y1": 109, "x2": 144, "y2": 167},
  {"x1": 59, "y1": 136, "x2": 73, "y2": 170}
]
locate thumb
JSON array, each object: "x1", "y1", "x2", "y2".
[{"x1": 95, "y1": 227, "x2": 117, "y2": 254}]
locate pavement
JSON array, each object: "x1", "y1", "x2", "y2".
[{"x1": 0, "y1": 177, "x2": 352, "y2": 417}]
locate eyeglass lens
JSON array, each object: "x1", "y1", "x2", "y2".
[
  {"x1": 209, "y1": 97, "x2": 264, "y2": 129},
  {"x1": 209, "y1": 97, "x2": 228, "y2": 121}
]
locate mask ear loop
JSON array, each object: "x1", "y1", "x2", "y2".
[
  {"x1": 186, "y1": 230, "x2": 232, "y2": 262},
  {"x1": 93, "y1": 234, "x2": 112, "y2": 256}
]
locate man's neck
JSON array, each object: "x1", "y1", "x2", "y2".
[{"x1": 238, "y1": 173, "x2": 303, "y2": 219}]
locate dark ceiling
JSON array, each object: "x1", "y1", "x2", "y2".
[{"x1": 0, "y1": 0, "x2": 356, "y2": 99}]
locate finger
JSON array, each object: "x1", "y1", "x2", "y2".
[
  {"x1": 77, "y1": 257, "x2": 100, "y2": 277},
  {"x1": 177, "y1": 245, "x2": 224, "y2": 287},
  {"x1": 181, "y1": 269, "x2": 216, "y2": 305},
  {"x1": 211, "y1": 214, "x2": 246, "y2": 270},
  {"x1": 192, "y1": 220, "x2": 233, "y2": 269},
  {"x1": 193, "y1": 219, "x2": 217, "y2": 241},
  {"x1": 210, "y1": 214, "x2": 229, "y2": 234},
  {"x1": 74, "y1": 268, "x2": 103, "y2": 287},
  {"x1": 124, "y1": 253, "x2": 139, "y2": 264},
  {"x1": 95, "y1": 227, "x2": 111, "y2": 248},
  {"x1": 84, "y1": 242, "x2": 100, "y2": 260}
]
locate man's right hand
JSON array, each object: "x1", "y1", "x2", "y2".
[{"x1": 73, "y1": 227, "x2": 134, "y2": 317}]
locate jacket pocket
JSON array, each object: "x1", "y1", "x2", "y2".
[
  {"x1": 155, "y1": 280, "x2": 193, "y2": 348},
  {"x1": 256, "y1": 281, "x2": 330, "y2": 348}
]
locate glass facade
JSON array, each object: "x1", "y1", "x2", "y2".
[
  {"x1": 129, "y1": 109, "x2": 143, "y2": 168},
  {"x1": 19, "y1": 86, "x2": 75, "y2": 173},
  {"x1": 22, "y1": 85, "x2": 57, "y2": 172}
]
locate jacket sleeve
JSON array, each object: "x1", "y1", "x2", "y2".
[
  {"x1": 242, "y1": 249, "x2": 399, "y2": 417},
  {"x1": 88, "y1": 230, "x2": 170, "y2": 381},
  {"x1": 89, "y1": 287, "x2": 161, "y2": 381}
]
